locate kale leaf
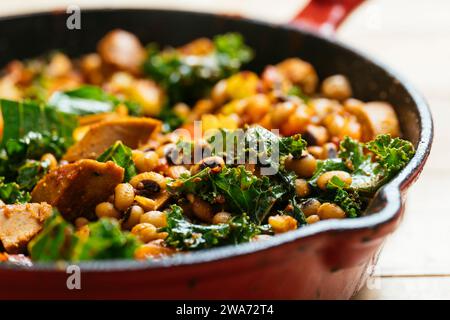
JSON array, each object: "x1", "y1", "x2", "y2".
[
  {"x1": 28, "y1": 210, "x2": 77, "y2": 261},
  {"x1": 0, "y1": 99, "x2": 78, "y2": 144},
  {"x1": 169, "y1": 165, "x2": 286, "y2": 225},
  {"x1": 49, "y1": 85, "x2": 142, "y2": 116},
  {"x1": 16, "y1": 160, "x2": 50, "y2": 191},
  {"x1": 97, "y1": 141, "x2": 137, "y2": 182},
  {"x1": 163, "y1": 205, "x2": 261, "y2": 250},
  {"x1": 366, "y1": 134, "x2": 415, "y2": 177},
  {"x1": 208, "y1": 126, "x2": 306, "y2": 171},
  {"x1": 71, "y1": 218, "x2": 140, "y2": 261},
  {"x1": 339, "y1": 136, "x2": 367, "y2": 170},
  {"x1": 143, "y1": 33, "x2": 253, "y2": 104},
  {"x1": 49, "y1": 85, "x2": 115, "y2": 115},
  {"x1": 29, "y1": 210, "x2": 140, "y2": 261},
  {"x1": 1, "y1": 131, "x2": 68, "y2": 172},
  {"x1": 0, "y1": 178, "x2": 31, "y2": 204},
  {"x1": 0, "y1": 100, "x2": 77, "y2": 200},
  {"x1": 308, "y1": 135, "x2": 415, "y2": 217},
  {"x1": 333, "y1": 188, "x2": 362, "y2": 218},
  {"x1": 158, "y1": 103, "x2": 185, "y2": 132},
  {"x1": 211, "y1": 166, "x2": 285, "y2": 224}
]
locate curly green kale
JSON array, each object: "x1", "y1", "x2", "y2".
[
  {"x1": 163, "y1": 205, "x2": 263, "y2": 250},
  {"x1": 308, "y1": 135, "x2": 415, "y2": 218},
  {"x1": 0, "y1": 178, "x2": 31, "y2": 204},
  {"x1": 168, "y1": 165, "x2": 286, "y2": 225},
  {"x1": 366, "y1": 134, "x2": 415, "y2": 177},
  {"x1": 49, "y1": 85, "x2": 142, "y2": 116},
  {"x1": 143, "y1": 33, "x2": 253, "y2": 105},
  {"x1": 29, "y1": 210, "x2": 140, "y2": 261},
  {"x1": 0, "y1": 99, "x2": 78, "y2": 201},
  {"x1": 97, "y1": 141, "x2": 137, "y2": 182}
]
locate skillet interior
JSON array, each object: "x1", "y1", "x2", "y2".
[{"x1": 0, "y1": 8, "x2": 433, "y2": 271}]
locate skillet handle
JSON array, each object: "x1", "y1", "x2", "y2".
[{"x1": 290, "y1": 0, "x2": 365, "y2": 35}]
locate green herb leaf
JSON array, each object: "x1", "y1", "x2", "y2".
[
  {"x1": 48, "y1": 85, "x2": 115, "y2": 115},
  {"x1": 163, "y1": 205, "x2": 261, "y2": 250},
  {"x1": 169, "y1": 165, "x2": 287, "y2": 224},
  {"x1": 97, "y1": 141, "x2": 137, "y2": 182},
  {"x1": 0, "y1": 99, "x2": 78, "y2": 144},
  {"x1": 16, "y1": 160, "x2": 50, "y2": 191},
  {"x1": 28, "y1": 210, "x2": 77, "y2": 261},
  {"x1": 287, "y1": 85, "x2": 309, "y2": 102},
  {"x1": 49, "y1": 85, "x2": 142, "y2": 116},
  {"x1": 143, "y1": 33, "x2": 252, "y2": 104},
  {"x1": 333, "y1": 188, "x2": 362, "y2": 218},
  {"x1": 366, "y1": 134, "x2": 415, "y2": 177},
  {"x1": 29, "y1": 210, "x2": 139, "y2": 261},
  {"x1": 163, "y1": 205, "x2": 229, "y2": 250},
  {"x1": 0, "y1": 177, "x2": 31, "y2": 204},
  {"x1": 279, "y1": 134, "x2": 307, "y2": 158},
  {"x1": 339, "y1": 136, "x2": 367, "y2": 170},
  {"x1": 71, "y1": 218, "x2": 140, "y2": 261}
]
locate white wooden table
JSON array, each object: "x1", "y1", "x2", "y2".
[{"x1": 1, "y1": 0, "x2": 448, "y2": 299}]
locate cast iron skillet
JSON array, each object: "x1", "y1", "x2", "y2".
[{"x1": 0, "y1": 8, "x2": 433, "y2": 299}]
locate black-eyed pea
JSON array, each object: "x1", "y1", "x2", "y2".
[
  {"x1": 156, "y1": 232, "x2": 168, "y2": 240},
  {"x1": 134, "y1": 240, "x2": 175, "y2": 259},
  {"x1": 246, "y1": 94, "x2": 271, "y2": 123},
  {"x1": 271, "y1": 101, "x2": 296, "y2": 127},
  {"x1": 156, "y1": 143, "x2": 176, "y2": 159},
  {"x1": 133, "y1": 150, "x2": 159, "y2": 173},
  {"x1": 190, "y1": 196, "x2": 214, "y2": 223},
  {"x1": 321, "y1": 74, "x2": 352, "y2": 101},
  {"x1": 211, "y1": 79, "x2": 228, "y2": 106},
  {"x1": 317, "y1": 170, "x2": 352, "y2": 190},
  {"x1": 268, "y1": 215, "x2": 298, "y2": 233},
  {"x1": 295, "y1": 179, "x2": 310, "y2": 197},
  {"x1": 173, "y1": 103, "x2": 190, "y2": 119},
  {"x1": 167, "y1": 165, "x2": 190, "y2": 179},
  {"x1": 95, "y1": 202, "x2": 121, "y2": 219},
  {"x1": 190, "y1": 156, "x2": 225, "y2": 175},
  {"x1": 122, "y1": 205, "x2": 144, "y2": 230},
  {"x1": 300, "y1": 198, "x2": 321, "y2": 217},
  {"x1": 303, "y1": 124, "x2": 329, "y2": 146},
  {"x1": 212, "y1": 211, "x2": 232, "y2": 225},
  {"x1": 281, "y1": 103, "x2": 313, "y2": 136},
  {"x1": 140, "y1": 210, "x2": 167, "y2": 228},
  {"x1": 317, "y1": 203, "x2": 346, "y2": 219},
  {"x1": 324, "y1": 113, "x2": 346, "y2": 138},
  {"x1": 76, "y1": 225, "x2": 90, "y2": 238},
  {"x1": 321, "y1": 142, "x2": 338, "y2": 159},
  {"x1": 285, "y1": 154, "x2": 317, "y2": 178},
  {"x1": 307, "y1": 146, "x2": 323, "y2": 159},
  {"x1": 306, "y1": 215, "x2": 320, "y2": 224},
  {"x1": 114, "y1": 183, "x2": 135, "y2": 211},
  {"x1": 75, "y1": 217, "x2": 89, "y2": 228},
  {"x1": 41, "y1": 153, "x2": 58, "y2": 170},
  {"x1": 131, "y1": 223, "x2": 159, "y2": 243},
  {"x1": 130, "y1": 172, "x2": 166, "y2": 191},
  {"x1": 134, "y1": 196, "x2": 156, "y2": 211}
]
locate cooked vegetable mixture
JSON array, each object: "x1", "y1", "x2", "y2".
[{"x1": 0, "y1": 30, "x2": 415, "y2": 263}]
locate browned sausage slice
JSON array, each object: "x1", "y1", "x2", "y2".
[
  {"x1": 31, "y1": 160, "x2": 124, "y2": 221},
  {"x1": 0, "y1": 203, "x2": 52, "y2": 254},
  {"x1": 276, "y1": 58, "x2": 319, "y2": 95},
  {"x1": 63, "y1": 117, "x2": 161, "y2": 162},
  {"x1": 97, "y1": 29, "x2": 145, "y2": 74},
  {"x1": 345, "y1": 100, "x2": 401, "y2": 141}
]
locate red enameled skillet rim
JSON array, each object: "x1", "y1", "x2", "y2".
[{"x1": 0, "y1": 8, "x2": 433, "y2": 272}]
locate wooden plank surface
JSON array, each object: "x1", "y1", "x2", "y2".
[
  {"x1": 1, "y1": 0, "x2": 448, "y2": 299},
  {"x1": 339, "y1": 0, "x2": 450, "y2": 298}
]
